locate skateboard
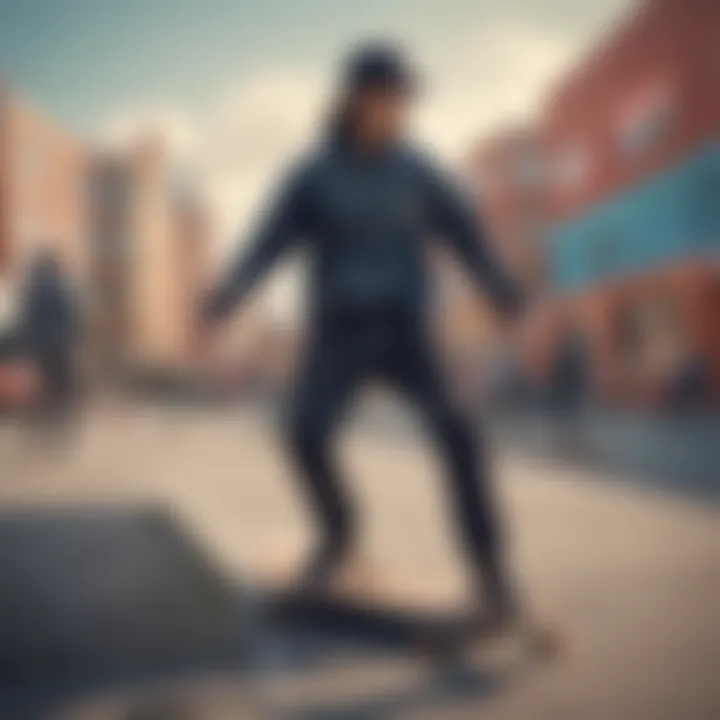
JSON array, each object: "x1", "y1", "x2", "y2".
[
  {"x1": 252, "y1": 556, "x2": 562, "y2": 666},
  {"x1": 258, "y1": 580, "x2": 561, "y2": 667}
]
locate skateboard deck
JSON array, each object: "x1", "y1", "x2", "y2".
[
  {"x1": 251, "y1": 557, "x2": 561, "y2": 664},
  {"x1": 257, "y1": 584, "x2": 561, "y2": 664}
]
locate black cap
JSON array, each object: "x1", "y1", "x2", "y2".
[{"x1": 343, "y1": 42, "x2": 417, "y2": 95}]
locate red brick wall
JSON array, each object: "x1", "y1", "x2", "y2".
[
  {"x1": 516, "y1": 259, "x2": 720, "y2": 407},
  {"x1": 543, "y1": 0, "x2": 720, "y2": 222}
]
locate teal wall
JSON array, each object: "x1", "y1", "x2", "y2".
[{"x1": 550, "y1": 142, "x2": 720, "y2": 291}]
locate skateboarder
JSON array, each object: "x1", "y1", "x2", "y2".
[{"x1": 202, "y1": 43, "x2": 526, "y2": 623}]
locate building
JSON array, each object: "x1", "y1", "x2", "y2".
[
  {"x1": 535, "y1": 0, "x2": 720, "y2": 407},
  {"x1": 467, "y1": 125, "x2": 548, "y2": 295},
  {"x1": 0, "y1": 85, "x2": 89, "y2": 287},
  {"x1": 429, "y1": 251, "x2": 495, "y2": 401},
  {"x1": 0, "y1": 85, "x2": 214, "y2": 400},
  {"x1": 89, "y1": 139, "x2": 213, "y2": 375},
  {"x1": 544, "y1": 0, "x2": 720, "y2": 221},
  {"x1": 171, "y1": 188, "x2": 214, "y2": 365},
  {"x1": 461, "y1": 126, "x2": 558, "y2": 401},
  {"x1": 0, "y1": 86, "x2": 90, "y2": 409},
  {"x1": 0, "y1": 87, "x2": 91, "y2": 408}
]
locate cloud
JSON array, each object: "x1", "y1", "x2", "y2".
[
  {"x1": 99, "y1": 107, "x2": 200, "y2": 160},
  {"x1": 200, "y1": 69, "x2": 329, "y2": 240},
  {"x1": 416, "y1": 18, "x2": 580, "y2": 158}
]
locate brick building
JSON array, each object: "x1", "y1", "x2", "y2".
[{"x1": 521, "y1": 0, "x2": 720, "y2": 407}]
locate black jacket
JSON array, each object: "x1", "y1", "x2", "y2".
[{"x1": 204, "y1": 140, "x2": 522, "y2": 323}]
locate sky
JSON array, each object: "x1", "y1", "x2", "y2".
[{"x1": 0, "y1": 0, "x2": 630, "y2": 315}]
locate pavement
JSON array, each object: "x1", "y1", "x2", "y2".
[
  {"x1": 0, "y1": 402, "x2": 718, "y2": 719},
  {"x1": 496, "y1": 410, "x2": 720, "y2": 503}
]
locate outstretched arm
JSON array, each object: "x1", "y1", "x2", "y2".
[
  {"x1": 203, "y1": 164, "x2": 312, "y2": 322},
  {"x1": 424, "y1": 161, "x2": 524, "y2": 317}
]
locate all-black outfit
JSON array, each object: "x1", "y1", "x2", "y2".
[
  {"x1": 22, "y1": 260, "x2": 80, "y2": 418},
  {"x1": 205, "y1": 138, "x2": 523, "y2": 605}
]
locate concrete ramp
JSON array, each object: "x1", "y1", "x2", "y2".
[{"x1": 0, "y1": 505, "x2": 244, "y2": 703}]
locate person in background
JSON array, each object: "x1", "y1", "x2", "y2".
[
  {"x1": 667, "y1": 354, "x2": 710, "y2": 412},
  {"x1": 201, "y1": 43, "x2": 526, "y2": 623},
  {"x1": 21, "y1": 250, "x2": 82, "y2": 434},
  {"x1": 551, "y1": 326, "x2": 591, "y2": 455}
]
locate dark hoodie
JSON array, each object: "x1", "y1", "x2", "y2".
[{"x1": 204, "y1": 137, "x2": 523, "y2": 325}]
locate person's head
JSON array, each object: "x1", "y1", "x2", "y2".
[{"x1": 334, "y1": 42, "x2": 418, "y2": 151}]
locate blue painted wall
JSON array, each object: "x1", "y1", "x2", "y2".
[{"x1": 550, "y1": 142, "x2": 720, "y2": 291}]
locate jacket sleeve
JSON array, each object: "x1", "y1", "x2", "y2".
[
  {"x1": 203, "y1": 163, "x2": 313, "y2": 322},
  {"x1": 423, "y1": 160, "x2": 524, "y2": 316}
]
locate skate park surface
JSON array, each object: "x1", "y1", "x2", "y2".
[{"x1": 0, "y1": 403, "x2": 718, "y2": 719}]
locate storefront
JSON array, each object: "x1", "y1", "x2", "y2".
[{"x1": 548, "y1": 259, "x2": 720, "y2": 408}]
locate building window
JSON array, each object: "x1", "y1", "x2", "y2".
[
  {"x1": 511, "y1": 151, "x2": 546, "y2": 192},
  {"x1": 616, "y1": 296, "x2": 685, "y2": 380},
  {"x1": 555, "y1": 143, "x2": 591, "y2": 192},
  {"x1": 615, "y1": 80, "x2": 674, "y2": 158}
]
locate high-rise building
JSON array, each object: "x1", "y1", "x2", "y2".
[
  {"x1": 0, "y1": 88, "x2": 90, "y2": 406},
  {"x1": 0, "y1": 85, "x2": 88, "y2": 286},
  {"x1": 89, "y1": 139, "x2": 213, "y2": 374},
  {"x1": 172, "y1": 188, "x2": 214, "y2": 365}
]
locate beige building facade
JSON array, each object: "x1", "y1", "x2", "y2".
[{"x1": 0, "y1": 85, "x2": 88, "y2": 286}]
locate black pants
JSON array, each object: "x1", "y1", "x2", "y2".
[{"x1": 286, "y1": 308, "x2": 506, "y2": 598}]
